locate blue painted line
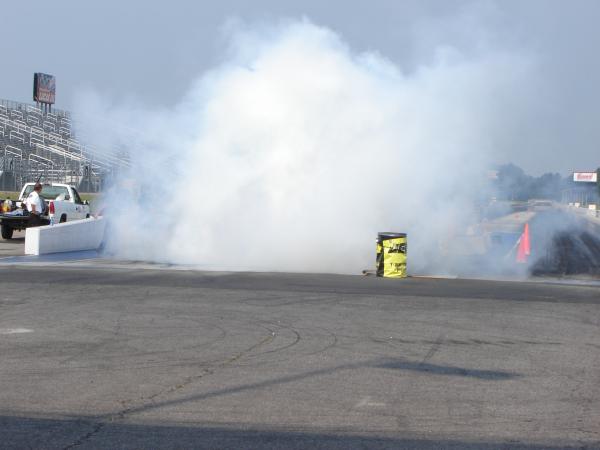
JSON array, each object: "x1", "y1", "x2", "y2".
[{"x1": 0, "y1": 250, "x2": 101, "y2": 264}]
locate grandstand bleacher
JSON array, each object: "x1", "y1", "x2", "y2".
[{"x1": 0, "y1": 99, "x2": 129, "y2": 192}]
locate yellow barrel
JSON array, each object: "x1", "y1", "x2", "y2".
[{"x1": 376, "y1": 232, "x2": 407, "y2": 278}]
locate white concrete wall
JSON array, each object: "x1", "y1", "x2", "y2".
[{"x1": 25, "y1": 217, "x2": 106, "y2": 255}]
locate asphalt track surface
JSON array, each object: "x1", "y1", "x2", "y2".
[
  {"x1": 0, "y1": 231, "x2": 25, "y2": 258},
  {"x1": 0, "y1": 261, "x2": 599, "y2": 450}
]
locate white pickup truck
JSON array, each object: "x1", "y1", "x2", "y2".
[{"x1": 0, "y1": 183, "x2": 91, "y2": 239}]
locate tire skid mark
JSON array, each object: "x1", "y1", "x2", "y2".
[
  {"x1": 59, "y1": 338, "x2": 120, "y2": 365},
  {"x1": 303, "y1": 326, "x2": 339, "y2": 357},
  {"x1": 245, "y1": 321, "x2": 302, "y2": 357},
  {"x1": 122, "y1": 321, "x2": 229, "y2": 355},
  {"x1": 256, "y1": 327, "x2": 301, "y2": 356},
  {"x1": 61, "y1": 316, "x2": 230, "y2": 366},
  {"x1": 241, "y1": 293, "x2": 343, "y2": 308},
  {"x1": 233, "y1": 324, "x2": 340, "y2": 367}
]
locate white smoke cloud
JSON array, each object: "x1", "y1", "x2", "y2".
[{"x1": 73, "y1": 19, "x2": 533, "y2": 274}]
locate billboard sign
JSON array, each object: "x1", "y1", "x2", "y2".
[
  {"x1": 573, "y1": 172, "x2": 597, "y2": 183},
  {"x1": 33, "y1": 73, "x2": 56, "y2": 104}
]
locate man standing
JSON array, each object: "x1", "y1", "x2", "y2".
[{"x1": 25, "y1": 183, "x2": 44, "y2": 227}]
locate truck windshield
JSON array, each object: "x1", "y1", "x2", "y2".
[{"x1": 22, "y1": 185, "x2": 70, "y2": 201}]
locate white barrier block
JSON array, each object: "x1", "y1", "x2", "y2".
[{"x1": 25, "y1": 217, "x2": 106, "y2": 255}]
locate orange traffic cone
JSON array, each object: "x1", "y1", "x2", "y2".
[{"x1": 516, "y1": 223, "x2": 531, "y2": 263}]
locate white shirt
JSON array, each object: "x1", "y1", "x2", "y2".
[{"x1": 26, "y1": 191, "x2": 43, "y2": 214}]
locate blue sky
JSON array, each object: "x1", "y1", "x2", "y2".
[
  {"x1": 2, "y1": 0, "x2": 595, "y2": 109},
  {"x1": 2, "y1": 0, "x2": 599, "y2": 172}
]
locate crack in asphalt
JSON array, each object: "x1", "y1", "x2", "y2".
[
  {"x1": 421, "y1": 333, "x2": 444, "y2": 364},
  {"x1": 61, "y1": 422, "x2": 104, "y2": 450},
  {"x1": 60, "y1": 331, "x2": 275, "y2": 449}
]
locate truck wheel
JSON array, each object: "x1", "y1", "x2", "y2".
[
  {"x1": 1, "y1": 224, "x2": 13, "y2": 240},
  {"x1": 60, "y1": 214, "x2": 67, "y2": 223}
]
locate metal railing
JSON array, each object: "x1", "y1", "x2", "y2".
[
  {"x1": 1, "y1": 115, "x2": 81, "y2": 153},
  {"x1": 0, "y1": 99, "x2": 131, "y2": 190},
  {"x1": 5, "y1": 145, "x2": 23, "y2": 159},
  {"x1": 2, "y1": 115, "x2": 81, "y2": 156},
  {"x1": 0, "y1": 98, "x2": 70, "y2": 118},
  {"x1": 26, "y1": 105, "x2": 43, "y2": 115},
  {"x1": 32, "y1": 141, "x2": 84, "y2": 162},
  {"x1": 10, "y1": 110, "x2": 23, "y2": 120},
  {"x1": 26, "y1": 115, "x2": 40, "y2": 126},
  {"x1": 30, "y1": 136, "x2": 45, "y2": 147},
  {"x1": 29, "y1": 153, "x2": 54, "y2": 167},
  {"x1": 9, "y1": 130, "x2": 25, "y2": 144}
]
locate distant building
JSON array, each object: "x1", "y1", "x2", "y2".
[{"x1": 562, "y1": 171, "x2": 599, "y2": 206}]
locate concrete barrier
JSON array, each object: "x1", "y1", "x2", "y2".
[{"x1": 25, "y1": 217, "x2": 106, "y2": 256}]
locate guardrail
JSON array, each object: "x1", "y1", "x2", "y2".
[
  {"x1": 25, "y1": 217, "x2": 106, "y2": 255},
  {"x1": 0, "y1": 114, "x2": 129, "y2": 169},
  {"x1": 0, "y1": 98, "x2": 70, "y2": 118},
  {"x1": 32, "y1": 142, "x2": 84, "y2": 162},
  {"x1": 5, "y1": 145, "x2": 23, "y2": 159},
  {"x1": 9, "y1": 130, "x2": 25, "y2": 144},
  {"x1": 0, "y1": 104, "x2": 131, "y2": 176},
  {"x1": 29, "y1": 153, "x2": 54, "y2": 167},
  {"x1": 30, "y1": 137, "x2": 45, "y2": 147},
  {"x1": 26, "y1": 115, "x2": 40, "y2": 126},
  {"x1": 10, "y1": 110, "x2": 23, "y2": 120},
  {"x1": 26, "y1": 105, "x2": 43, "y2": 114},
  {"x1": 564, "y1": 204, "x2": 600, "y2": 223}
]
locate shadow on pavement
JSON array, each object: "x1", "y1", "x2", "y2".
[
  {"x1": 107, "y1": 357, "x2": 519, "y2": 419},
  {"x1": 375, "y1": 358, "x2": 519, "y2": 380},
  {"x1": 0, "y1": 415, "x2": 590, "y2": 450}
]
